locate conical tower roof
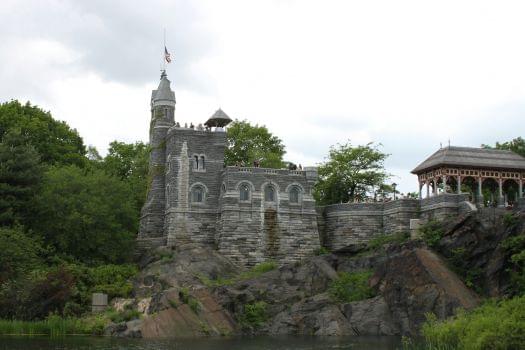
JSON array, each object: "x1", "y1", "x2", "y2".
[
  {"x1": 204, "y1": 108, "x2": 232, "y2": 127},
  {"x1": 151, "y1": 70, "x2": 176, "y2": 107}
]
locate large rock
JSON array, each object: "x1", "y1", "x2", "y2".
[{"x1": 372, "y1": 243, "x2": 480, "y2": 335}]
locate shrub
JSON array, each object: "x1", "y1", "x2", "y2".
[
  {"x1": 179, "y1": 287, "x2": 190, "y2": 304},
  {"x1": 419, "y1": 220, "x2": 445, "y2": 247},
  {"x1": 314, "y1": 247, "x2": 331, "y2": 256},
  {"x1": 197, "y1": 261, "x2": 277, "y2": 288},
  {"x1": 502, "y1": 233, "x2": 525, "y2": 295},
  {"x1": 367, "y1": 232, "x2": 409, "y2": 251},
  {"x1": 238, "y1": 301, "x2": 267, "y2": 329},
  {"x1": 188, "y1": 298, "x2": 201, "y2": 314},
  {"x1": 107, "y1": 308, "x2": 141, "y2": 324},
  {"x1": 328, "y1": 271, "x2": 376, "y2": 303},
  {"x1": 422, "y1": 296, "x2": 525, "y2": 349},
  {"x1": 503, "y1": 212, "x2": 519, "y2": 227}
]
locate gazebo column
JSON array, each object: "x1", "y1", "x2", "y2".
[
  {"x1": 519, "y1": 179, "x2": 523, "y2": 198},
  {"x1": 433, "y1": 179, "x2": 437, "y2": 196},
  {"x1": 498, "y1": 178, "x2": 505, "y2": 207},
  {"x1": 442, "y1": 176, "x2": 448, "y2": 194},
  {"x1": 418, "y1": 183, "x2": 423, "y2": 199},
  {"x1": 477, "y1": 177, "x2": 483, "y2": 206},
  {"x1": 426, "y1": 182, "x2": 430, "y2": 198},
  {"x1": 457, "y1": 175, "x2": 461, "y2": 194}
]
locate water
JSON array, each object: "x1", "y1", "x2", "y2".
[{"x1": 0, "y1": 336, "x2": 402, "y2": 350}]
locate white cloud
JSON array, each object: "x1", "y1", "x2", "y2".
[{"x1": 1, "y1": 0, "x2": 525, "y2": 192}]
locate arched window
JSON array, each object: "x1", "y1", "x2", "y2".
[
  {"x1": 194, "y1": 155, "x2": 199, "y2": 169},
  {"x1": 264, "y1": 185, "x2": 275, "y2": 202},
  {"x1": 199, "y1": 156, "x2": 205, "y2": 170},
  {"x1": 240, "y1": 184, "x2": 250, "y2": 201},
  {"x1": 192, "y1": 186, "x2": 204, "y2": 203},
  {"x1": 290, "y1": 186, "x2": 300, "y2": 203},
  {"x1": 221, "y1": 184, "x2": 226, "y2": 196}
]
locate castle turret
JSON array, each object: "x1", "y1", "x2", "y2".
[{"x1": 138, "y1": 70, "x2": 176, "y2": 247}]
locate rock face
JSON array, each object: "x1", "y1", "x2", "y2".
[
  {"x1": 436, "y1": 210, "x2": 525, "y2": 297},
  {"x1": 371, "y1": 243, "x2": 479, "y2": 335},
  {"x1": 111, "y1": 215, "x2": 517, "y2": 338}
]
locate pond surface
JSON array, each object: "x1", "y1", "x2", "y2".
[{"x1": 0, "y1": 336, "x2": 403, "y2": 350}]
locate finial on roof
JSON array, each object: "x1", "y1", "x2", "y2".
[{"x1": 160, "y1": 69, "x2": 167, "y2": 79}]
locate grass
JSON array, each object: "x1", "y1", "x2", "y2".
[
  {"x1": 328, "y1": 270, "x2": 376, "y2": 303},
  {"x1": 0, "y1": 313, "x2": 109, "y2": 336},
  {"x1": 198, "y1": 261, "x2": 278, "y2": 288}
]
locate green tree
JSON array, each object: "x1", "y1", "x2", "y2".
[
  {"x1": 314, "y1": 142, "x2": 389, "y2": 205},
  {"x1": 225, "y1": 120, "x2": 285, "y2": 168},
  {"x1": 30, "y1": 165, "x2": 137, "y2": 264},
  {"x1": 0, "y1": 227, "x2": 43, "y2": 284},
  {"x1": 483, "y1": 137, "x2": 525, "y2": 157},
  {"x1": 0, "y1": 100, "x2": 86, "y2": 167},
  {"x1": 0, "y1": 129, "x2": 43, "y2": 226},
  {"x1": 101, "y1": 141, "x2": 150, "y2": 213}
]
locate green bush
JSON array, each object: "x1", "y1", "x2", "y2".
[
  {"x1": 107, "y1": 308, "x2": 141, "y2": 324},
  {"x1": 367, "y1": 232, "x2": 409, "y2": 251},
  {"x1": 238, "y1": 301, "x2": 267, "y2": 329},
  {"x1": 314, "y1": 247, "x2": 331, "y2": 256},
  {"x1": 0, "y1": 313, "x2": 109, "y2": 336},
  {"x1": 502, "y1": 212, "x2": 519, "y2": 227},
  {"x1": 188, "y1": 298, "x2": 201, "y2": 314},
  {"x1": 422, "y1": 296, "x2": 525, "y2": 350},
  {"x1": 502, "y1": 233, "x2": 525, "y2": 295},
  {"x1": 419, "y1": 220, "x2": 445, "y2": 247},
  {"x1": 328, "y1": 271, "x2": 376, "y2": 303}
]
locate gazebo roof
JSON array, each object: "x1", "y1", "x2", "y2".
[
  {"x1": 204, "y1": 108, "x2": 232, "y2": 127},
  {"x1": 411, "y1": 146, "x2": 525, "y2": 174}
]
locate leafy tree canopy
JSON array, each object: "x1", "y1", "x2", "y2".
[
  {"x1": 0, "y1": 100, "x2": 86, "y2": 167},
  {"x1": 0, "y1": 227, "x2": 43, "y2": 285},
  {"x1": 30, "y1": 165, "x2": 137, "y2": 265},
  {"x1": 0, "y1": 129, "x2": 43, "y2": 226},
  {"x1": 483, "y1": 137, "x2": 525, "y2": 158},
  {"x1": 225, "y1": 120, "x2": 286, "y2": 168},
  {"x1": 314, "y1": 142, "x2": 390, "y2": 205}
]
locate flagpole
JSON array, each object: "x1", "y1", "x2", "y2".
[{"x1": 162, "y1": 28, "x2": 167, "y2": 72}]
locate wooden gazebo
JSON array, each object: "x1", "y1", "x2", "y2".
[{"x1": 412, "y1": 146, "x2": 525, "y2": 206}]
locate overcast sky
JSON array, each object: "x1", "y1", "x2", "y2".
[{"x1": 1, "y1": 0, "x2": 525, "y2": 193}]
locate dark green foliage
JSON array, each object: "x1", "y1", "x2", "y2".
[
  {"x1": 107, "y1": 308, "x2": 141, "y2": 323},
  {"x1": 502, "y1": 212, "x2": 519, "y2": 228},
  {"x1": 225, "y1": 120, "x2": 286, "y2": 168},
  {"x1": 483, "y1": 137, "x2": 525, "y2": 158},
  {"x1": 0, "y1": 227, "x2": 43, "y2": 284},
  {"x1": 238, "y1": 301, "x2": 268, "y2": 329},
  {"x1": 0, "y1": 129, "x2": 43, "y2": 226},
  {"x1": 30, "y1": 165, "x2": 137, "y2": 264},
  {"x1": 366, "y1": 232, "x2": 409, "y2": 251},
  {"x1": 502, "y1": 233, "x2": 525, "y2": 295},
  {"x1": 419, "y1": 220, "x2": 445, "y2": 247},
  {"x1": 328, "y1": 271, "x2": 376, "y2": 303},
  {"x1": 0, "y1": 100, "x2": 86, "y2": 167},
  {"x1": 98, "y1": 141, "x2": 150, "y2": 212},
  {"x1": 421, "y1": 296, "x2": 525, "y2": 349},
  {"x1": 314, "y1": 246, "x2": 331, "y2": 255},
  {"x1": 313, "y1": 141, "x2": 389, "y2": 205}
]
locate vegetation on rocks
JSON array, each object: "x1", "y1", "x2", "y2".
[
  {"x1": 238, "y1": 301, "x2": 268, "y2": 329},
  {"x1": 419, "y1": 219, "x2": 445, "y2": 247},
  {"x1": 421, "y1": 296, "x2": 525, "y2": 350},
  {"x1": 198, "y1": 261, "x2": 277, "y2": 287},
  {"x1": 328, "y1": 270, "x2": 376, "y2": 303}
]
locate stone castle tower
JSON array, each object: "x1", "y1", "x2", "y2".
[{"x1": 138, "y1": 71, "x2": 321, "y2": 266}]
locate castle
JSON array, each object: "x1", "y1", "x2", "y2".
[{"x1": 138, "y1": 72, "x2": 525, "y2": 266}]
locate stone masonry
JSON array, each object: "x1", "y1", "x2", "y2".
[{"x1": 138, "y1": 71, "x2": 482, "y2": 266}]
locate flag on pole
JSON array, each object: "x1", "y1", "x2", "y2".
[{"x1": 164, "y1": 46, "x2": 172, "y2": 63}]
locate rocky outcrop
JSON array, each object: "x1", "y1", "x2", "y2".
[{"x1": 371, "y1": 243, "x2": 479, "y2": 335}]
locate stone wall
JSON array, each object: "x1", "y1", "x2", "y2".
[
  {"x1": 319, "y1": 194, "x2": 469, "y2": 251},
  {"x1": 165, "y1": 127, "x2": 226, "y2": 247},
  {"x1": 217, "y1": 167, "x2": 320, "y2": 266}
]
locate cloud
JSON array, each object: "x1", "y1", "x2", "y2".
[{"x1": 1, "y1": 0, "x2": 525, "y2": 194}]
